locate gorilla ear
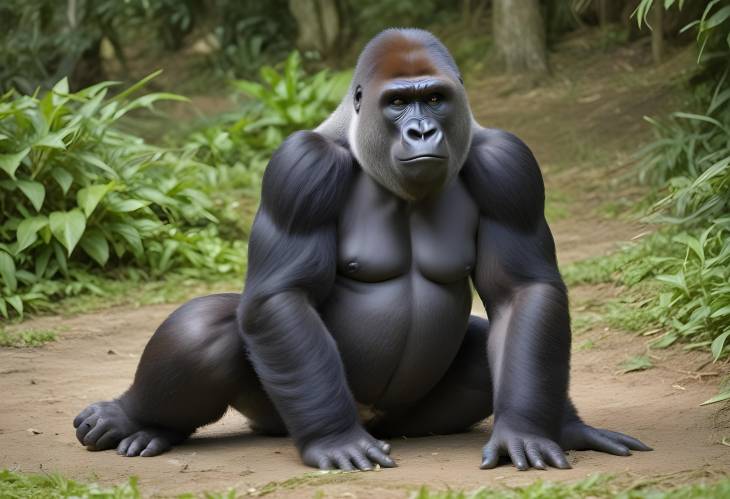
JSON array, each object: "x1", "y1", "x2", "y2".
[{"x1": 354, "y1": 85, "x2": 362, "y2": 113}]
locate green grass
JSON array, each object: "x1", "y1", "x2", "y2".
[
  {"x1": 0, "y1": 328, "x2": 57, "y2": 347},
  {"x1": 412, "y1": 474, "x2": 730, "y2": 499},
  {"x1": 3, "y1": 470, "x2": 729, "y2": 499}
]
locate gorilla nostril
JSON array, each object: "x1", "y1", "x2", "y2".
[
  {"x1": 423, "y1": 127, "x2": 437, "y2": 140},
  {"x1": 407, "y1": 128, "x2": 422, "y2": 141}
]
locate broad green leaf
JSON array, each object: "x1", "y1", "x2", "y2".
[
  {"x1": 0, "y1": 148, "x2": 30, "y2": 179},
  {"x1": 5, "y1": 295, "x2": 23, "y2": 317},
  {"x1": 77, "y1": 184, "x2": 111, "y2": 217},
  {"x1": 16, "y1": 180, "x2": 45, "y2": 211},
  {"x1": 0, "y1": 298, "x2": 7, "y2": 318},
  {"x1": 34, "y1": 130, "x2": 69, "y2": 149},
  {"x1": 701, "y1": 389, "x2": 730, "y2": 406},
  {"x1": 618, "y1": 355, "x2": 653, "y2": 374},
  {"x1": 107, "y1": 199, "x2": 148, "y2": 213},
  {"x1": 0, "y1": 250, "x2": 17, "y2": 292},
  {"x1": 52, "y1": 77, "x2": 69, "y2": 95},
  {"x1": 650, "y1": 333, "x2": 678, "y2": 349},
  {"x1": 51, "y1": 167, "x2": 73, "y2": 194},
  {"x1": 52, "y1": 240, "x2": 68, "y2": 276},
  {"x1": 109, "y1": 223, "x2": 143, "y2": 256},
  {"x1": 16, "y1": 216, "x2": 48, "y2": 252},
  {"x1": 711, "y1": 331, "x2": 730, "y2": 362},
  {"x1": 49, "y1": 210, "x2": 86, "y2": 255},
  {"x1": 79, "y1": 230, "x2": 109, "y2": 266},
  {"x1": 77, "y1": 152, "x2": 118, "y2": 177}
]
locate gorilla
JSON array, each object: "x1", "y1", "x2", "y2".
[{"x1": 73, "y1": 28, "x2": 650, "y2": 471}]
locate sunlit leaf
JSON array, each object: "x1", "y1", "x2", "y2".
[
  {"x1": 16, "y1": 180, "x2": 46, "y2": 211},
  {"x1": 0, "y1": 148, "x2": 30, "y2": 179},
  {"x1": 49, "y1": 210, "x2": 86, "y2": 255}
]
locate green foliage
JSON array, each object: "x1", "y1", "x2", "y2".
[
  {"x1": 618, "y1": 355, "x2": 654, "y2": 374},
  {"x1": 0, "y1": 470, "x2": 141, "y2": 498},
  {"x1": 0, "y1": 328, "x2": 56, "y2": 347},
  {"x1": 0, "y1": 76, "x2": 246, "y2": 319},
  {"x1": 412, "y1": 474, "x2": 730, "y2": 499},
  {"x1": 189, "y1": 52, "x2": 350, "y2": 195}
]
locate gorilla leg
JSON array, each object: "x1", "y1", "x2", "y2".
[
  {"x1": 73, "y1": 293, "x2": 283, "y2": 457},
  {"x1": 369, "y1": 315, "x2": 493, "y2": 437}
]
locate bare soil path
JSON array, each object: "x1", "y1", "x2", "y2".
[{"x1": 1, "y1": 33, "x2": 728, "y2": 497}]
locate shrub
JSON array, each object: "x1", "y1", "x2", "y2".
[{"x1": 0, "y1": 75, "x2": 245, "y2": 318}]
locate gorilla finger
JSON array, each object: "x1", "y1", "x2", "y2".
[
  {"x1": 73, "y1": 406, "x2": 95, "y2": 428},
  {"x1": 480, "y1": 441, "x2": 500, "y2": 469},
  {"x1": 117, "y1": 435, "x2": 134, "y2": 455},
  {"x1": 332, "y1": 451, "x2": 355, "y2": 471},
  {"x1": 349, "y1": 450, "x2": 373, "y2": 471},
  {"x1": 316, "y1": 455, "x2": 333, "y2": 470},
  {"x1": 93, "y1": 429, "x2": 120, "y2": 451},
  {"x1": 507, "y1": 440, "x2": 528, "y2": 471},
  {"x1": 82, "y1": 418, "x2": 109, "y2": 447},
  {"x1": 126, "y1": 437, "x2": 146, "y2": 457},
  {"x1": 600, "y1": 430, "x2": 652, "y2": 451},
  {"x1": 525, "y1": 442, "x2": 546, "y2": 470},
  {"x1": 366, "y1": 446, "x2": 396, "y2": 468},
  {"x1": 540, "y1": 442, "x2": 571, "y2": 469},
  {"x1": 377, "y1": 440, "x2": 391, "y2": 454},
  {"x1": 590, "y1": 432, "x2": 631, "y2": 456},
  {"x1": 140, "y1": 437, "x2": 170, "y2": 457},
  {"x1": 75, "y1": 414, "x2": 100, "y2": 443}
]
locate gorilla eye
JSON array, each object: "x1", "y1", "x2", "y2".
[
  {"x1": 428, "y1": 94, "x2": 443, "y2": 105},
  {"x1": 390, "y1": 97, "x2": 406, "y2": 107}
]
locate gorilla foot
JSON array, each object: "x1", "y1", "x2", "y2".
[
  {"x1": 73, "y1": 400, "x2": 142, "y2": 451},
  {"x1": 116, "y1": 429, "x2": 185, "y2": 457}
]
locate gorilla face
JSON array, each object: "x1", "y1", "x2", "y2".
[{"x1": 351, "y1": 75, "x2": 472, "y2": 201}]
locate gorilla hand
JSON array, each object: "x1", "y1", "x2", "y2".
[
  {"x1": 560, "y1": 420, "x2": 652, "y2": 456},
  {"x1": 480, "y1": 421, "x2": 571, "y2": 471},
  {"x1": 301, "y1": 425, "x2": 395, "y2": 471}
]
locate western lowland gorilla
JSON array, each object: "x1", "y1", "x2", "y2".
[{"x1": 73, "y1": 28, "x2": 650, "y2": 471}]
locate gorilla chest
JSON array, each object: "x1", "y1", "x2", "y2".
[
  {"x1": 336, "y1": 171, "x2": 479, "y2": 282},
  {"x1": 322, "y1": 171, "x2": 479, "y2": 407}
]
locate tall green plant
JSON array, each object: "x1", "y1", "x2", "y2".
[{"x1": 0, "y1": 75, "x2": 245, "y2": 318}]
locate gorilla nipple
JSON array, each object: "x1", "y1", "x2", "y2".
[{"x1": 347, "y1": 261, "x2": 360, "y2": 273}]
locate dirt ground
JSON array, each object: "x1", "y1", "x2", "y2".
[{"x1": 1, "y1": 32, "x2": 729, "y2": 497}]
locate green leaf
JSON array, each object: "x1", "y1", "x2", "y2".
[
  {"x1": 77, "y1": 184, "x2": 111, "y2": 217},
  {"x1": 650, "y1": 333, "x2": 678, "y2": 349},
  {"x1": 5, "y1": 295, "x2": 23, "y2": 317},
  {"x1": 16, "y1": 216, "x2": 48, "y2": 252},
  {"x1": 0, "y1": 148, "x2": 30, "y2": 179},
  {"x1": 51, "y1": 167, "x2": 73, "y2": 194},
  {"x1": 79, "y1": 230, "x2": 109, "y2": 266},
  {"x1": 107, "y1": 199, "x2": 148, "y2": 213},
  {"x1": 710, "y1": 305, "x2": 730, "y2": 318},
  {"x1": 0, "y1": 298, "x2": 7, "y2": 318},
  {"x1": 711, "y1": 331, "x2": 730, "y2": 362},
  {"x1": 34, "y1": 130, "x2": 69, "y2": 149},
  {"x1": 16, "y1": 180, "x2": 46, "y2": 211},
  {"x1": 49, "y1": 210, "x2": 86, "y2": 255},
  {"x1": 618, "y1": 355, "x2": 653, "y2": 374},
  {"x1": 701, "y1": 389, "x2": 730, "y2": 406},
  {"x1": 0, "y1": 250, "x2": 17, "y2": 292}
]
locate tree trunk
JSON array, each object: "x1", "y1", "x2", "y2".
[
  {"x1": 651, "y1": 1, "x2": 664, "y2": 64},
  {"x1": 493, "y1": 0, "x2": 548, "y2": 74},
  {"x1": 288, "y1": 0, "x2": 349, "y2": 64}
]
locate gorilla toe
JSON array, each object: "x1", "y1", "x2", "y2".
[
  {"x1": 116, "y1": 429, "x2": 182, "y2": 457},
  {"x1": 73, "y1": 400, "x2": 140, "y2": 451}
]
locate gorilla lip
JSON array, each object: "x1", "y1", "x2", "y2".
[{"x1": 398, "y1": 154, "x2": 447, "y2": 162}]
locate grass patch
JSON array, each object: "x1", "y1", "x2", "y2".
[
  {"x1": 0, "y1": 470, "x2": 141, "y2": 499},
  {"x1": 412, "y1": 474, "x2": 730, "y2": 499},
  {"x1": 0, "y1": 329, "x2": 57, "y2": 348}
]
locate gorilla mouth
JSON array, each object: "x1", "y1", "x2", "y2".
[{"x1": 398, "y1": 154, "x2": 447, "y2": 162}]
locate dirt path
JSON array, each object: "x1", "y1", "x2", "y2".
[{"x1": 2, "y1": 33, "x2": 729, "y2": 497}]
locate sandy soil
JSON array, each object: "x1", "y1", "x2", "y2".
[{"x1": 2, "y1": 31, "x2": 729, "y2": 497}]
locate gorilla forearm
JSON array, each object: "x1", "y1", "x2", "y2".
[
  {"x1": 239, "y1": 290, "x2": 359, "y2": 447},
  {"x1": 487, "y1": 282, "x2": 570, "y2": 439}
]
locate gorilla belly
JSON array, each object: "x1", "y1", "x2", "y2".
[{"x1": 321, "y1": 272, "x2": 472, "y2": 409}]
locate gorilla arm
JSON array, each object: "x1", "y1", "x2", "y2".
[
  {"x1": 238, "y1": 132, "x2": 393, "y2": 471},
  {"x1": 464, "y1": 129, "x2": 651, "y2": 470}
]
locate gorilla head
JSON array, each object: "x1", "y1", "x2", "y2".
[{"x1": 346, "y1": 29, "x2": 474, "y2": 201}]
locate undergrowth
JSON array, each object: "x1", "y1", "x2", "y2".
[{"x1": 2, "y1": 470, "x2": 729, "y2": 499}]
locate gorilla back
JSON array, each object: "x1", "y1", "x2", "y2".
[{"x1": 73, "y1": 28, "x2": 650, "y2": 471}]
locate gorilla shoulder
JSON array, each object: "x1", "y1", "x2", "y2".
[
  {"x1": 461, "y1": 128, "x2": 545, "y2": 229},
  {"x1": 261, "y1": 131, "x2": 354, "y2": 233}
]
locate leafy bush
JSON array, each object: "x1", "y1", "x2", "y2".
[
  {"x1": 189, "y1": 52, "x2": 350, "y2": 192},
  {"x1": 0, "y1": 75, "x2": 245, "y2": 319}
]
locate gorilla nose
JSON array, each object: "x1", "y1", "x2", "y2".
[{"x1": 403, "y1": 118, "x2": 443, "y2": 149}]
